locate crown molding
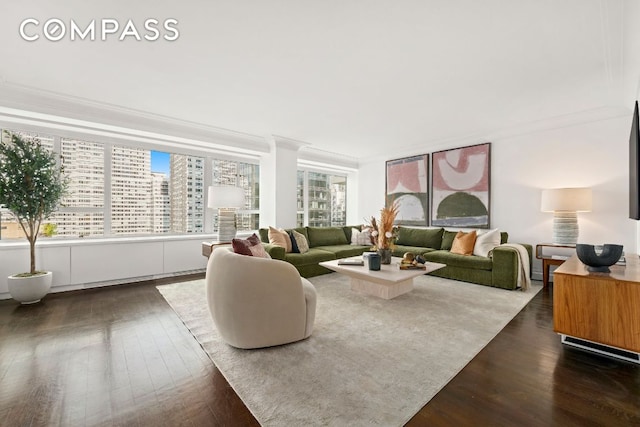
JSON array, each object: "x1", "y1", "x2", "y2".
[
  {"x1": 270, "y1": 135, "x2": 312, "y2": 151},
  {"x1": 298, "y1": 146, "x2": 359, "y2": 171},
  {"x1": 359, "y1": 105, "x2": 631, "y2": 164},
  {"x1": 0, "y1": 81, "x2": 270, "y2": 155}
]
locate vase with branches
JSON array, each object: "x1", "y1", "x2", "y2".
[{"x1": 366, "y1": 202, "x2": 399, "y2": 264}]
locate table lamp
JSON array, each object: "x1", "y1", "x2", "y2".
[
  {"x1": 208, "y1": 185, "x2": 245, "y2": 241},
  {"x1": 541, "y1": 187, "x2": 592, "y2": 245}
]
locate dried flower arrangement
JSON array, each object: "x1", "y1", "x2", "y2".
[{"x1": 366, "y1": 202, "x2": 399, "y2": 251}]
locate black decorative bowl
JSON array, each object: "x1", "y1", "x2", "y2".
[{"x1": 576, "y1": 244, "x2": 623, "y2": 272}]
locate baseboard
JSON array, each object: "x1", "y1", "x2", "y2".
[{"x1": 561, "y1": 334, "x2": 640, "y2": 364}]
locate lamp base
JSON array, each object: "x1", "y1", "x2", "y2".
[
  {"x1": 552, "y1": 211, "x2": 578, "y2": 245},
  {"x1": 217, "y1": 209, "x2": 237, "y2": 242}
]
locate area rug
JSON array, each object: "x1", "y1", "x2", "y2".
[{"x1": 157, "y1": 274, "x2": 541, "y2": 426}]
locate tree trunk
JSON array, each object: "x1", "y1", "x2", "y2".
[{"x1": 30, "y1": 237, "x2": 36, "y2": 274}]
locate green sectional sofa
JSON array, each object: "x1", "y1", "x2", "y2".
[
  {"x1": 258, "y1": 226, "x2": 532, "y2": 290},
  {"x1": 259, "y1": 226, "x2": 371, "y2": 278}
]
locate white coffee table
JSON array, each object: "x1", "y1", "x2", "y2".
[{"x1": 319, "y1": 256, "x2": 446, "y2": 299}]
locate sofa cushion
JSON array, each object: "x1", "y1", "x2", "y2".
[
  {"x1": 351, "y1": 228, "x2": 372, "y2": 246},
  {"x1": 292, "y1": 230, "x2": 310, "y2": 254},
  {"x1": 342, "y1": 225, "x2": 362, "y2": 242},
  {"x1": 473, "y1": 228, "x2": 501, "y2": 257},
  {"x1": 258, "y1": 228, "x2": 269, "y2": 243},
  {"x1": 288, "y1": 231, "x2": 300, "y2": 253},
  {"x1": 451, "y1": 230, "x2": 477, "y2": 255},
  {"x1": 440, "y1": 230, "x2": 457, "y2": 250},
  {"x1": 268, "y1": 226, "x2": 292, "y2": 252},
  {"x1": 500, "y1": 232, "x2": 508, "y2": 244},
  {"x1": 284, "y1": 248, "x2": 336, "y2": 266},
  {"x1": 396, "y1": 227, "x2": 443, "y2": 249},
  {"x1": 314, "y1": 244, "x2": 369, "y2": 258},
  {"x1": 232, "y1": 234, "x2": 270, "y2": 258},
  {"x1": 424, "y1": 250, "x2": 493, "y2": 271},
  {"x1": 307, "y1": 227, "x2": 348, "y2": 247}
]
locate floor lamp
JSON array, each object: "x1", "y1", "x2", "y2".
[
  {"x1": 541, "y1": 187, "x2": 592, "y2": 245},
  {"x1": 208, "y1": 185, "x2": 245, "y2": 242}
]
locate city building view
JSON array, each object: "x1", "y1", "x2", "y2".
[
  {"x1": 0, "y1": 130, "x2": 347, "y2": 240},
  {"x1": 0, "y1": 130, "x2": 270, "y2": 239},
  {"x1": 297, "y1": 170, "x2": 347, "y2": 227}
]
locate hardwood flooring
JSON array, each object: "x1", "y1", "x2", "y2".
[{"x1": 1, "y1": 277, "x2": 638, "y2": 426}]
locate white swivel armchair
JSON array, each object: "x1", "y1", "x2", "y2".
[{"x1": 206, "y1": 247, "x2": 316, "y2": 349}]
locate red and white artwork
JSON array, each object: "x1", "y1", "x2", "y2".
[
  {"x1": 431, "y1": 143, "x2": 491, "y2": 227},
  {"x1": 386, "y1": 154, "x2": 429, "y2": 225}
]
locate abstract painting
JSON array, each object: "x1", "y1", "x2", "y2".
[
  {"x1": 385, "y1": 154, "x2": 429, "y2": 225},
  {"x1": 431, "y1": 143, "x2": 491, "y2": 228}
]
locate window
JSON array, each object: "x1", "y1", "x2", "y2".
[
  {"x1": 297, "y1": 170, "x2": 347, "y2": 227},
  {"x1": 0, "y1": 128, "x2": 238, "y2": 239},
  {"x1": 212, "y1": 159, "x2": 260, "y2": 232}
]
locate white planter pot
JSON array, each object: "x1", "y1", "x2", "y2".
[{"x1": 8, "y1": 272, "x2": 53, "y2": 304}]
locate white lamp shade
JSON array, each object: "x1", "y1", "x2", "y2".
[
  {"x1": 541, "y1": 188, "x2": 592, "y2": 212},
  {"x1": 208, "y1": 186, "x2": 245, "y2": 209}
]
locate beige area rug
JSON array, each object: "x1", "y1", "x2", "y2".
[{"x1": 157, "y1": 273, "x2": 541, "y2": 426}]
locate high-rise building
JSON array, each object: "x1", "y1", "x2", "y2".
[
  {"x1": 51, "y1": 138, "x2": 105, "y2": 238},
  {"x1": 298, "y1": 171, "x2": 346, "y2": 227},
  {"x1": 170, "y1": 154, "x2": 205, "y2": 233},
  {"x1": 151, "y1": 172, "x2": 170, "y2": 233},
  {"x1": 111, "y1": 146, "x2": 153, "y2": 234},
  {"x1": 330, "y1": 176, "x2": 347, "y2": 226}
]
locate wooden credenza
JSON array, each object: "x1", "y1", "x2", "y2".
[{"x1": 553, "y1": 254, "x2": 640, "y2": 363}]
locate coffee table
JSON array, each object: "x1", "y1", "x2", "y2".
[{"x1": 319, "y1": 256, "x2": 446, "y2": 299}]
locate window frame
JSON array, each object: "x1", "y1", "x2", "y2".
[{"x1": 0, "y1": 126, "x2": 261, "y2": 240}]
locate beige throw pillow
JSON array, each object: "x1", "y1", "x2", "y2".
[
  {"x1": 292, "y1": 230, "x2": 309, "y2": 254},
  {"x1": 450, "y1": 230, "x2": 477, "y2": 255},
  {"x1": 268, "y1": 226, "x2": 292, "y2": 252},
  {"x1": 351, "y1": 228, "x2": 372, "y2": 246},
  {"x1": 473, "y1": 228, "x2": 501, "y2": 257}
]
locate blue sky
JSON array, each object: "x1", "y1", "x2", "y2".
[{"x1": 151, "y1": 150, "x2": 170, "y2": 175}]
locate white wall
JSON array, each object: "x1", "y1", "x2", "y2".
[
  {"x1": 0, "y1": 236, "x2": 209, "y2": 300},
  {"x1": 358, "y1": 116, "x2": 637, "y2": 278}
]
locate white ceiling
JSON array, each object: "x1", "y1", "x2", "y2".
[{"x1": 0, "y1": 0, "x2": 637, "y2": 160}]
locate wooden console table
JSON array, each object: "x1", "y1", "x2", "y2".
[{"x1": 553, "y1": 254, "x2": 640, "y2": 363}]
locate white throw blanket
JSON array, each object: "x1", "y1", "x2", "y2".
[{"x1": 493, "y1": 243, "x2": 532, "y2": 291}]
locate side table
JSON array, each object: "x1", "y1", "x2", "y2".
[
  {"x1": 535, "y1": 243, "x2": 575, "y2": 287},
  {"x1": 202, "y1": 241, "x2": 231, "y2": 258}
]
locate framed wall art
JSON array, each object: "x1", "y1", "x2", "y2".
[
  {"x1": 431, "y1": 142, "x2": 491, "y2": 228},
  {"x1": 385, "y1": 154, "x2": 429, "y2": 225}
]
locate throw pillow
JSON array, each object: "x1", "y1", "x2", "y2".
[
  {"x1": 268, "y1": 226, "x2": 292, "y2": 252},
  {"x1": 232, "y1": 234, "x2": 271, "y2": 258},
  {"x1": 450, "y1": 230, "x2": 477, "y2": 255},
  {"x1": 473, "y1": 228, "x2": 501, "y2": 257},
  {"x1": 292, "y1": 230, "x2": 309, "y2": 254},
  {"x1": 351, "y1": 228, "x2": 372, "y2": 246},
  {"x1": 288, "y1": 231, "x2": 300, "y2": 253}
]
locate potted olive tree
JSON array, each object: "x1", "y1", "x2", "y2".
[{"x1": 0, "y1": 132, "x2": 67, "y2": 303}]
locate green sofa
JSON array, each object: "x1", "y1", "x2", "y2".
[
  {"x1": 259, "y1": 226, "x2": 371, "y2": 278},
  {"x1": 258, "y1": 226, "x2": 532, "y2": 290}
]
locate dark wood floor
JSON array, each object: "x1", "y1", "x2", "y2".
[{"x1": 1, "y1": 277, "x2": 638, "y2": 426}]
